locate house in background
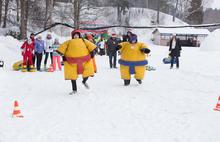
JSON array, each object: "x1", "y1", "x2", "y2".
[{"x1": 152, "y1": 28, "x2": 210, "y2": 47}]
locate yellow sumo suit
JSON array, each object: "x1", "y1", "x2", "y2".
[
  {"x1": 118, "y1": 34, "x2": 150, "y2": 85},
  {"x1": 57, "y1": 38, "x2": 96, "y2": 80}
]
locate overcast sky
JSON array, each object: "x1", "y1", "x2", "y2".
[{"x1": 211, "y1": 0, "x2": 220, "y2": 9}]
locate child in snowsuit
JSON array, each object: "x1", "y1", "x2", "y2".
[
  {"x1": 52, "y1": 38, "x2": 62, "y2": 71},
  {"x1": 21, "y1": 38, "x2": 36, "y2": 72}
]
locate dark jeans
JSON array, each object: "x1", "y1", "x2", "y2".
[
  {"x1": 71, "y1": 77, "x2": 89, "y2": 91},
  {"x1": 109, "y1": 53, "x2": 117, "y2": 68},
  {"x1": 36, "y1": 53, "x2": 43, "y2": 70},
  {"x1": 171, "y1": 56, "x2": 179, "y2": 68},
  {"x1": 44, "y1": 52, "x2": 53, "y2": 66},
  {"x1": 32, "y1": 52, "x2": 37, "y2": 67}
]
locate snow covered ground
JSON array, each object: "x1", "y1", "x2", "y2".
[{"x1": 0, "y1": 33, "x2": 220, "y2": 142}]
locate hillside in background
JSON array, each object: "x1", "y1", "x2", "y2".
[{"x1": 32, "y1": 6, "x2": 187, "y2": 40}]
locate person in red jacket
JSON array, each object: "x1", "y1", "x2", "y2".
[{"x1": 21, "y1": 38, "x2": 36, "y2": 72}]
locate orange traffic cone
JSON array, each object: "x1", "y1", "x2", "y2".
[
  {"x1": 12, "y1": 100, "x2": 24, "y2": 118},
  {"x1": 213, "y1": 96, "x2": 220, "y2": 111}
]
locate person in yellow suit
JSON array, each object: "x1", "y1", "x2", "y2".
[
  {"x1": 118, "y1": 34, "x2": 150, "y2": 86},
  {"x1": 57, "y1": 29, "x2": 97, "y2": 95}
]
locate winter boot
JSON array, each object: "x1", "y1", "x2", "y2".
[
  {"x1": 21, "y1": 65, "x2": 27, "y2": 72},
  {"x1": 0, "y1": 60, "x2": 4, "y2": 68},
  {"x1": 69, "y1": 90, "x2": 77, "y2": 95},
  {"x1": 82, "y1": 82, "x2": 90, "y2": 89},
  {"x1": 29, "y1": 65, "x2": 36, "y2": 72},
  {"x1": 124, "y1": 80, "x2": 130, "y2": 86},
  {"x1": 136, "y1": 79, "x2": 142, "y2": 84},
  {"x1": 82, "y1": 77, "x2": 89, "y2": 89}
]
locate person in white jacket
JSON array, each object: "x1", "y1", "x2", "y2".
[{"x1": 44, "y1": 33, "x2": 53, "y2": 70}]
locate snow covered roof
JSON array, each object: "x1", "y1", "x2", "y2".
[{"x1": 153, "y1": 28, "x2": 210, "y2": 35}]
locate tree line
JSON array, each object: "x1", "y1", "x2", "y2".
[{"x1": 0, "y1": 0, "x2": 214, "y2": 39}]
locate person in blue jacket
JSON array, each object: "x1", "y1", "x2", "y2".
[{"x1": 34, "y1": 35, "x2": 45, "y2": 71}]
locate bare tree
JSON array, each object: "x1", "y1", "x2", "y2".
[
  {"x1": 20, "y1": 0, "x2": 28, "y2": 39},
  {"x1": 2, "y1": 0, "x2": 10, "y2": 28},
  {"x1": 173, "y1": 0, "x2": 212, "y2": 22},
  {"x1": 73, "y1": 0, "x2": 80, "y2": 28},
  {"x1": 173, "y1": 0, "x2": 179, "y2": 22},
  {"x1": 0, "y1": 0, "x2": 2, "y2": 26},
  {"x1": 44, "y1": 0, "x2": 54, "y2": 29},
  {"x1": 16, "y1": 0, "x2": 19, "y2": 22},
  {"x1": 157, "y1": 0, "x2": 160, "y2": 24},
  {"x1": 70, "y1": 0, "x2": 103, "y2": 29}
]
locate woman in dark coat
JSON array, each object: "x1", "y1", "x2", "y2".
[{"x1": 169, "y1": 34, "x2": 182, "y2": 69}]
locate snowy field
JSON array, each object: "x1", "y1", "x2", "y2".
[{"x1": 0, "y1": 34, "x2": 220, "y2": 142}]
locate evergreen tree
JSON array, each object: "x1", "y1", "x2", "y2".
[{"x1": 187, "y1": 0, "x2": 204, "y2": 24}]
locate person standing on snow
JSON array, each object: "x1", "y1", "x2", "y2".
[
  {"x1": 84, "y1": 33, "x2": 97, "y2": 73},
  {"x1": 34, "y1": 35, "x2": 45, "y2": 71},
  {"x1": 57, "y1": 29, "x2": 97, "y2": 95},
  {"x1": 51, "y1": 38, "x2": 62, "y2": 71},
  {"x1": 20, "y1": 37, "x2": 36, "y2": 72},
  {"x1": 97, "y1": 36, "x2": 106, "y2": 56},
  {"x1": 169, "y1": 34, "x2": 182, "y2": 69},
  {"x1": 29, "y1": 33, "x2": 36, "y2": 67},
  {"x1": 122, "y1": 31, "x2": 133, "y2": 42},
  {"x1": 44, "y1": 33, "x2": 53, "y2": 70},
  {"x1": 106, "y1": 33, "x2": 121, "y2": 68},
  {"x1": 118, "y1": 34, "x2": 150, "y2": 86}
]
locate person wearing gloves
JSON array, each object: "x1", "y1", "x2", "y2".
[
  {"x1": 118, "y1": 34, "x2": 150, "y2": 86},
  {"x1": 44, "y1": 33, "x2": 53, "y2": 70},
  {"x1": 20, "y1": 37, "x2": 36, "y2": 72},
  {"x1": 57, "y1": 29, "x2": 97, "y2": 95}
]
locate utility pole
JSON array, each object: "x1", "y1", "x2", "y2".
[{"x1": 157, "y1": 0, "x2": 160, "y2": 24}]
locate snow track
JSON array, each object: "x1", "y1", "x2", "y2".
[{"x1": 1, "y1": 39, "x2": 220, "y2": 142}]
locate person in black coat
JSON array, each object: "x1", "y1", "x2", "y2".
[
  {"x1": 169, "y1": 34, "x2": 182, "y2": 69},
  {"x1": 122, "y1": 31, "x2": 133, "y2": 42},
  {"x1": 106, "y1": 34, "x2": 121, "y2": 68}
]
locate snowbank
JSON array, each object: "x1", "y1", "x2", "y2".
[
  {"x1": 200, "y1": 29, "x2": 220, "y2": 51},
  {"x1": 0, "y1": 36, "x2": 22, "y2": 69}
]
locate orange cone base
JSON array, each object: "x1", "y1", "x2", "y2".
[
  {"x1": 214, "y1": 108, "x2": 220, "y2": 111},
  {"x1": 12, "y1": 115, "x2": 24, "y2": 118}
]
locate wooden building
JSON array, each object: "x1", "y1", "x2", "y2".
[{"x1": 152, "y1": 28, "x2": 210, "y2": 47}]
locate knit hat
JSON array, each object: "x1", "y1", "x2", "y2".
[
  {"x1": 112, "y1": 33, "x2": 117, "y2": 37},
  {"x1": 129, "y1": 34, "x2": 137, "y2": 43},
  {"x1": 71, "y1": 29, "x2": 82, "y2": 39}
]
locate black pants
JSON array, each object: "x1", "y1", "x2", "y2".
[
  {"x1": 109, "y1": 53, "x2": 117, "y2": 68},
  {"x1": 71, "y1": 77, "x2": 89, "y2": 91},
  {"x1": 99, "y1": 49, "x2": 105, "y2": 56},
  {"x1": 36, "y1": 53, "x2": 43, "y2": 70},
  {"x1": 44, "y1": 52, "x2": 53, "y2": 66},
  {"x1": 32, "y1": 52, "x2": 37, "y2": 67},
  {"x1": 171, "y1": 56, "x2": 179, "y2": 68}
]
